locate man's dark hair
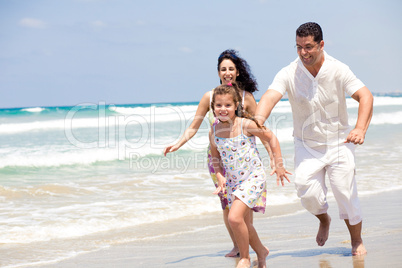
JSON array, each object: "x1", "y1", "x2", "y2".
[{"x1": 296, "y1": 22, "x2": 323, "y2": 43}]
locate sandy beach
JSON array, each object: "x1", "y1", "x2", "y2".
[{"x1": 38, "y1": 189, "x2": 402, "y2": 268}]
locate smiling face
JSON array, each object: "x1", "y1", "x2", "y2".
[
  {"x1": 296, "y1": 35, "x2": 324, "y2": 70},
  {"x1": 213, "y1": 93, "x2": 238, "y2": 122},
  {"x1": 218, "y1": 59, "x2": 239, "y2": 85}
]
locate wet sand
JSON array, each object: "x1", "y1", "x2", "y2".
[{"x1": 40, "y1": 189, "x2": 402, "y2": 267}]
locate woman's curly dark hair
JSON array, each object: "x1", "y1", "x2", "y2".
[{"x1": 217, "y1": 49, "x2": 258, "y2": 93}]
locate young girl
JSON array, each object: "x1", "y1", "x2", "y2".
[
  {"x1": 209, "y1": 83, "x2": 291, "y2": 268},
  {"x1": 164, "y1": 49, "x2": 273, "y2": 257}
]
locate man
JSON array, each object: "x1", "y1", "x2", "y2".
[{"x1": 256, "y1": 22, "x2": 373, "y2": 256}]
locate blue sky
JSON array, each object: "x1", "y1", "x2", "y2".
[{"x1": 1, "y1": 0, "x2": 401, "y2": 108}]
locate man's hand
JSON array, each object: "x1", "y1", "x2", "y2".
[{"x1": 345, "y1": 128, "x2": 365, "y2": 145}]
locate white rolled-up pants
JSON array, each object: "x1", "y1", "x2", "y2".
[{"x1": 294, "y1": 140, "x2": 362, "y2": 225}]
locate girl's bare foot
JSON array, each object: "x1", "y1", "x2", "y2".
[
  {"x1": 236, "y1": 258, "x2": 251, "y2": 268},
  {"x1": 225, "y1": 246, "x2": 240, "y2": 257},
  {"x1": 256, "y1": 246, "x2": 269, "y2": 268}
]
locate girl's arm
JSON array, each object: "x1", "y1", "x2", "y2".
[
  {"x1": 164, "y1": 91, "x2": 211, "y2": 156},
  {"x1": 209, "y1": 129, "x2": 226, "y2": 194},
  {"x1": 244, "y1": 119, "x2": 291, "y2": 186},
  {"x1": 243, "y1": 92, "x2": 275, "y2": 170}
]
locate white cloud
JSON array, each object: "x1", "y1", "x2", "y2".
[
  {"x1": 19, "y1": 18, "x2": 46, "y2": 29},
  {"x1": 179, "y1": 47, "x2": 193, "y2": 53},
  {"x1": 90, "y1": 20, "x2": 106, "y2": 27}
]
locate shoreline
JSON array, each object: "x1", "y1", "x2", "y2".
[
  {"x1": 1, "y1": 92, "x2": 400, "y2": 110},
  {"x1": 38, "y1": 189, "x2": 402, "y2": 268}
]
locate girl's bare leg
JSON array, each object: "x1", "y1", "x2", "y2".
[
  {"x1": 223, "y1": 208, "x2": 240, "y2": 257},
  {"x1": 228, "y1": 199, "x2": 251, "y2": 268},
  {"x1": 245, "y1": 211, "x2": 269, "y2": 268}
]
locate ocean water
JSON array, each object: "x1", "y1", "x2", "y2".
[{"x1": 0, "y1": 94, "x2": 401, "y2": 267}]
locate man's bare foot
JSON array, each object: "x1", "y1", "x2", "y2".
[
  {"x1": 352, "y1": 240, "x2": 367, "y2": 256},
  {"x1": 225, "y1": 246, "x2": 240, "y2": 257},
  {"x1": 236, "y1": 258, "x2": 251, "y2": 268},
  {"x1": 316, "y1": 214, "x2": 331, "y2": 246},
  {"x1": 256, "y1": 246, "x2": 269, "y2": 268}
]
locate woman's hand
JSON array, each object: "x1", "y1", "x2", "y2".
[
  {"x1": 213, "y1": 174, "x2": 226, "y2": 195},
  {"x1": 163, "y1": 144, "x2": 179, "y2": 156}
]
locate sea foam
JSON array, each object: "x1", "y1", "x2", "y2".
[{"x1": 21, "y1": 107, "x2": 46, "y2": 113}]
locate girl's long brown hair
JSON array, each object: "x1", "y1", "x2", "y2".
[{"x1": 211, "y1": 82, "x2": 265, "y2": 129}]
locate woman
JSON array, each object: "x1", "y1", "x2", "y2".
[{"x1": 164, "y1": 49, "x2": 272, "y2": 257}]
